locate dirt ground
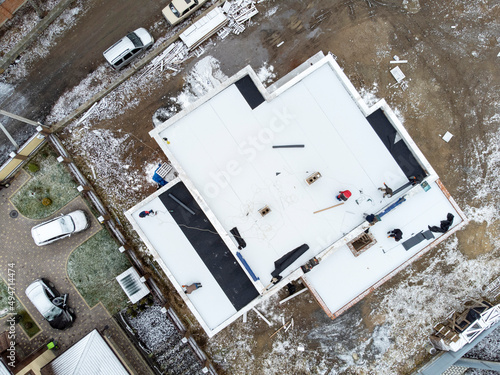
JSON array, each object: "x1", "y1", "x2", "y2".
[
  {"x1": 0, "y1": 0, "x2": 169, "y2": 158},
  {"x1": 2, "y1": 0, "x2": 499, "y2": 373}
]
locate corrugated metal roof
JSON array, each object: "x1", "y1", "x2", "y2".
[
  {"x1": 0, "y1": 360, "x2": 13, "y2": 375},
  {"x1": 42, "y1": 330, "x2": 129, "y2": 375}
]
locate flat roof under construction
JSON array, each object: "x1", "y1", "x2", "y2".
[{"x1": 126, "y1": 52, "x2": 467, "y2": 336}]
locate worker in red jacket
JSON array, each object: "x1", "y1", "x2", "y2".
[{"x1": 336, "y1": 190, "x2": 352, "y2": 201}]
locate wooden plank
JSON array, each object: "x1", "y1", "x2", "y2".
[{"x1": 313, "y1": 202, "x2": 344, "y2": 214}]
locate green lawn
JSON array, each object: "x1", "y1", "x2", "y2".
[
  {"x1": 67, "y1": 229, "x2": 130, "y2": 314},
  {"x1": 10, "y1": 146, "x2": 79, "y2": 219},
  {"x1": 0, "y1": 280, "x2": 40, "y2": 337}
]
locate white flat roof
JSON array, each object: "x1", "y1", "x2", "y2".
[{"x1": 127, "y1": 53, "x2": 467, "y2": 336}]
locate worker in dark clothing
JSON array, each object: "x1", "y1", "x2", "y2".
[
  {"x1": 428, "y1": 213, "x2": 454, "y2": 233},
  {"x1": 388, "y1": 229, "x2": 403, "y2": 242},
  {"x1": 365, "y1": 214, "x2": 380, "y2": 225},
  {"x1": 182, "y1": 283, "x2": 202, "y2": 294},
  {"x1": 139, "y1": 209, "x2": 156, "y2": 218},
  {"x1": 409, "y1": 175, "x2": 424, "y2": 185},
  {"x1": 378, "y1": 183, "x2": 393, "y2": 198},
  {"x1": 336, "y1": 190, "x2": 352, "y2": 201}
]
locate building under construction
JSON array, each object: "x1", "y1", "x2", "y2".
[{"x1": 126, "y1": 52, "x2": 468, "y2": 337}]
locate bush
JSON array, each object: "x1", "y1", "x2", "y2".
[
  {"x1": 27, "y1": 163, "x2": 39, "y2": 173},
  {"x1": 41, "y1": 198, "x2": 52, "y2": 206},
  {"x1": 23, "y1": 321, "x2": 33, "y2": 330}
]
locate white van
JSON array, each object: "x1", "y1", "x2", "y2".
[
  {"x1": 162, "y1": 0, "x2": 208, "y2": 26},
  {"x1": 103, "y1": 28, "x2": 154, "y2": 70}
]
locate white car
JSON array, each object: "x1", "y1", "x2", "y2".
[
  {"x1": 103, "y1": 28, "x2": 154, "y2": 70},
  {"x1": 31, "y1": 210, "x2": 89, "y2": 246},
  {"x1": 162, "y1": 0, "x2": 208, "y2": 26},
  {"x1": 25, "y1": 279, "x2": 75, "y2": 330}
]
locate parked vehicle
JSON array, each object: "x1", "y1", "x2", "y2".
[
  {"x1": 25, "y1": 279, "x2": 75, "y2": 330},
  {"x1": 31, "y1": 209, "x2": 89, "y2": 246},
  {"x1": 162, "y1": 0, "x2": 208, "y2": 26},
  {"x1": 103, "y1": 28, "x2": 154, "y2": 70}
]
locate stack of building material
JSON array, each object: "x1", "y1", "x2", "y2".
[
  {"x1": 180, "y1": 7, "x2": 229, "y2": 50},
  {"x1": 219, "y1": 0, "x2": 259, "y2": 37},
  {"x1": 140, "y1": 41, "x2": 189, "y2": 77}
]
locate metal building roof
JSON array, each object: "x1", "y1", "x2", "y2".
[{"x1": 41, "y1": 329, "x2": 129, "y2": 375}]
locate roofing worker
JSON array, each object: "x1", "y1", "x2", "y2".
[
  {"x1": 378, "y1": 183, "x2": 393, "y2": 198},
  {"x1": 388, "y1": 228, "x2": 403, "y2": 242},
  {"x1": 182, "y1": 283, "x2": 202, "y2": 294},
  {"x1": 336, "y1": 190, "x2": 352, "y2": 202},
  {"x1": 139, "y1": 209, "x2": 156, "y2": 218},
  {"x1": 365, "y1": 214, "x2": 380, "y2": 225}
]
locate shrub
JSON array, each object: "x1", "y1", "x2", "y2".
[
  {"x1": 41, "y1": 198, "x2": 52, "y2": 206},
  {"x1": 27, "y1": 163, "x2": 39, "y2": 173}
]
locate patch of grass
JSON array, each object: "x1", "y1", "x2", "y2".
[
  {"x1": 16, "y1": 310, "x2": 40, "y2": 337},
  {"x1": 67, "y1": 229, "x2": 130, "y2": 314},
  {"x1": 0, "y1": 280, "x2": 15, "y2": 318},
  {"x1": 11, "y1": 146, "x2": 78, "y2": 219},
  {"x1": 0, "y1": 280, "x2": 40, "y2": 337}
]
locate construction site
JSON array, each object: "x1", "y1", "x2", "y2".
[{"x1": 0, "y1": 0, "x2": 499, "y2": 374}]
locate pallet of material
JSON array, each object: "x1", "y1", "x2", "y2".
[{"x1": 180, "y1": 7, "x2": 229, "y2": 50}]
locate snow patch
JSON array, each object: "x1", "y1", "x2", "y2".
[
  {"x1": 265, "y1": 6, "x2": 278, "y2": 17},
  {"x1": 257, "y1": 63, "x2": 276, "y2": 85},
  {"x1": 173, "y1": 56, "x2": 228, "y2": 109},
  {"x1": 359, "y1": 83, "x2": 380, "y2": 107},
  {"x1": 0, "y1": 82, "x2": 14, "y2": 101}
]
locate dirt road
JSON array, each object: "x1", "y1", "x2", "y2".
[{"x1": 0, "y1": 0, "x2": 168, "y2": 159}]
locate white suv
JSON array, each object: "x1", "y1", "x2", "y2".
[
  {"x1": 103, "y1": 28, "x2": 154, "y2": 70},
  {"x1": 31, "y1": 210, "x2": 90, "y2": 246}
]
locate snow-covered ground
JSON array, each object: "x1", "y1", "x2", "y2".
[
  {"x1": 465, "y1": 325, "x2": 500, "y2": 375},
  {"x1": 124, "y1": 304, "x2": 204, "y2": 374}
]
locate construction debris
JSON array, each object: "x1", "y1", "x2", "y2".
[
  {"x1": 270, "y1": 320, "x2": 292, "y2": 338},
  {"x1": 140, "y1": 42, "x2": 189, "y2": 78},
  {"x1": 218, "y1": 0, "x2": 259, "y2": 39},
  {"x1": 390, "y1": 66, "x2": 406, "y2": 83},
  {"x1": 279, "y1": 287, "x2": 308, "y2": 304},
  {"x1": 442, "y1": 131, "x2": 453, "y2": 142},
  {"x1": 252, "y1": 307, "x2": 273, "y2": 327}
]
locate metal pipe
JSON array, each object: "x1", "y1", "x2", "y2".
[{"x1": 168, "y1": 194, "x2": 195, "y2": 215}]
